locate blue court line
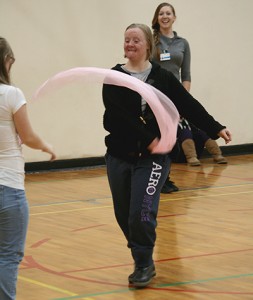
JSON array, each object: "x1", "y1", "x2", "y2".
[
  {"x1": 51, "y1": 272, "x2": 253, "y2": 300},
  {"x1": 30, "y1": 198, "x2": 111, "y2": 207}
]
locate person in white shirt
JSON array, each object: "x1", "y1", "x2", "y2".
[{"x1": 0, "y1": 37, "x2": 56, "y2": 300}]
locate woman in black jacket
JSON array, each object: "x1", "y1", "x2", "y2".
[{"x1": 102, "y1": 23, "x2": 231, "y2": 288}]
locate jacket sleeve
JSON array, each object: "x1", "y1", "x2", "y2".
[{"x1": 161, "y1": 70, "x2": 226, "y2": 139}]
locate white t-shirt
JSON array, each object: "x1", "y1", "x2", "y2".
[{"x1": 0, "y1": 84, "x2": 26, "y2": 190}]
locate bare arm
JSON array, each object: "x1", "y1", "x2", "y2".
[
  {"x1": 13, "y1": 104, "x2": 56, "y2": 161},
  {"x1": 182, "y1": 80, "x2": 191, "y2": 92}
]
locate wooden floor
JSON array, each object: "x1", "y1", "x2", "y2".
[{"x1": 17, "y1": 154, "x2": 253, "y2": 300}]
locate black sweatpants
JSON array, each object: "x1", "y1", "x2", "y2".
[{"x1": 105, "y1": 153, "x2": 170, "y2": 267}]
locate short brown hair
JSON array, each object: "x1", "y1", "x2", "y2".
[{"x1": 125, "y1": 23, "x2": 154, "y2": 61}]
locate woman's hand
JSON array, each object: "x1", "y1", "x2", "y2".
[
  {"x1": 218, "y1": 128, "x2": 232, "y2": 144},
  {"x1": 42, "y1": 142, "x2": 57, "y2": 161},
  {"x1": 147, "y1": 138, "x2": 160, "y2": 153}
]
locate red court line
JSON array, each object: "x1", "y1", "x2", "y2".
[
  {"x1": 30, "y1": 238, "x2": 51, "y2": 249},
  {"x1": 156, "y1": 248, "x2": 253, "y2": 263},
  {"x1": 20, "y1": 255, "x2": 127, "y2": 287},
  {"x1": 63, "y1": 247, "x2": 253, "y2": 274},
  {"x1": 158, "y1": 213, "x2": 186, "y2": 218},
  {"x1": 20, "y1": 256, "x2": 253, "y2": 296},
  {"x1": 70, "y1": 224, "x2": 106, "y2": 232}
]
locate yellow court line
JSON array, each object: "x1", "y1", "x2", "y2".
[
  {"x1": 161, "y1": 189, "x2": 253, "y2": 202},
  {"x1": 29, "y1": 190, "x2": 253, "y2": 216},
  {"x1": 18, "y1": 275, "x2": 78, "y2": 296},
  {"x1": 18, "y1": 276, "x2": 93, "y2": 300},
  {"x1": 30, "y1": 183, "x2": 252, "y2": 209},
  {"x1": 168, "y1": 183, "x2": 253, "y2": 194}
]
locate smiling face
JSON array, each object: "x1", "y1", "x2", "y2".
[
  {"x1": 124, "y1": 27, "x2": 149, "y2": 62},
  {"x1": 157, "y1": 5, "x2": 176, "y2": 31}
]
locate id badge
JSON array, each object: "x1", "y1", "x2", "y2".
[{"x1": 160, "y1": 52, "x2": 171, "y2": 61}]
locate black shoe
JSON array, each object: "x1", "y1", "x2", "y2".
[
  {"x1": 161, "y1": 180, "x2": 179, "y2": 194},
  {"x1": 128, "y1": 264, "x2": 156, "y2": 287}
]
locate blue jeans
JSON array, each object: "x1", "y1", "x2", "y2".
[{"x1": 0, "y1": 185, "x2": 29, "y2": 300}]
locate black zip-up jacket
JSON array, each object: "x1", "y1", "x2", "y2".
[{"x1": 102, "y1": 62, "x2": 225, "y2": 162}]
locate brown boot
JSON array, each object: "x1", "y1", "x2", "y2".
[
  {"x1": 205, "y1": 139, "x2": 227, "y2": 164},
  {"x1": 181, "y1": 139, "x2": 201, "y2": 166}
]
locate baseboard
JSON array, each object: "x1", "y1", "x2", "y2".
[
  {"x1": 25, "y1": 143, "x2": 253, "y2": 173},
  {"x1": 25, "y1": 156, "x2": 106, "y2": 173},
  {"x1": 202, "y1": 143, "x2": 253, "y2": 157}
]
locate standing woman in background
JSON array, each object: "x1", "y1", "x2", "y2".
[
  {"x1": 152, "y1": 2, "x2": 227, "y2": 171},
  {"x1": 152, "y1": 2, "x2": 191, "y2": 91},
  {"x1": 0, "y1": 37, "x2": 56, "y2": 300}
]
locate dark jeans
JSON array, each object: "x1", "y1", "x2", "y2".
[
  {"x1": 171, "y1": 127, "x2": 210, "y2": 163},
  {"x1": 105, "y1": 153, "x2": 170, "y2": 267}
]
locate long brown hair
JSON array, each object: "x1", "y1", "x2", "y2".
[
  {"x1": 0, "y1": 37, "x2": 14, "y2": 84},
  {"x1": 151, "y1": 3, "x2": 176, "y2": 46}
]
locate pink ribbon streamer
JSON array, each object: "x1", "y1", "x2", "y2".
[{"x1": 32, "y1": 67, "x2": 179, "y2": 153}]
